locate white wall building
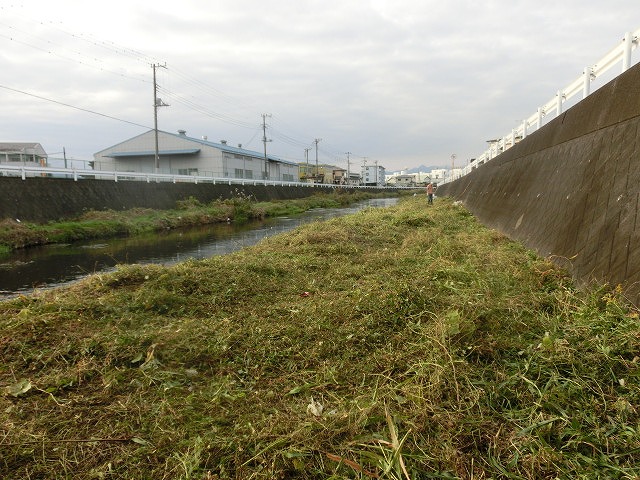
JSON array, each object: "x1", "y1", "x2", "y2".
[
  {"x1": 361, "y1": 164, "x2": 386, "y2": 186},
  {"x1": 429, "y1": 169, "x2": 447, "y2": 184},
  {"x1": 386, "y1": 170, "x2": 442, "y2": 186},
  {"x1": 94, "y1": 130, "x2": 299, "y2": 181}
]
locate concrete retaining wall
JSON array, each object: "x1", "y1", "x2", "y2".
[
  {"x1": 437, "y1": 62, "x2": 640, "y2": 305},
  {"x1": 0, "y1": 176, "x2": 386, "y2": 223}
]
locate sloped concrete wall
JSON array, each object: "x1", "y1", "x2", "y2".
[
  {"x1": 0, "y1": 176, "x2": 385, "y2": 223},
  {"x1": 437, "y1": 62, "x2": 640, "y2": 305}
]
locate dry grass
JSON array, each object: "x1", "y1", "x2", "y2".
[{"x1": 1, "y1": 196, "x2": 638, "y2": 479}]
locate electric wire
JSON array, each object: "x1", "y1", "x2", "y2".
[
  {"x1": 0, "y1": 18, "x2": 255, "y2": 129},
  {"x1": 166, "y1": 67, "x2": 258, "y2": 114},
  {"x1": 156, "y1": 86, "x2": 257, "y2": 129},
  {"x1": 0, "y1": 21, "x2": 150, "y2": 84},
  {"x1": 0, "y1": 84, "x2": 152, "y2": 130},
  {"x1": 1, "y1": 15, "x2": 360, "y2": 166}
]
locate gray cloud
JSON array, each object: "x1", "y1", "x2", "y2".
[{"x1": 1, "y1": 0, "x2": 639, "y2": 171}]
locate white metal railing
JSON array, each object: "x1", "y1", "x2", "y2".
[
  {"x1": 0, "y1": 164, "x2": 410, "y2": 189},
  {"x1": 447, "y1": 28, "x2": 640, "y2": 183}
]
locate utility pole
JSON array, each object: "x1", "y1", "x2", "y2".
[
  {"x1": 314, "y1": 138, "x2": 322, "y2": 180},
  {"x1": 450, "y1": 153, "x2": 456, "y2": 182},
  {"x1": 363, "y1": 157, "x2": 368, "y2": 184},
  {"x1": 304, "y1": 147, "x2": 311, "y2": 180},
  {"x1": 345, "y1": 151, "x2": 352, "y2": 185},
  {"x1": 374, "y1": 159, "x2": 378, "y2": 186},
  {"x1": 152, "y1": 63, "x2": 168, "y2": 174},
  {"x1": 262, "y1": 113, "x2": 272, "y2": 180}
]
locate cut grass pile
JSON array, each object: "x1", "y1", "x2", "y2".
[
  {"x1": 1, "y1": 196, "x2": 639, "y2": 479},
  {"x1": 0, "y1": 190, "x2": 392, "y2": 251}
]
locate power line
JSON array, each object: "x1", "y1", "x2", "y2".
[
  {"x1": 156, "y1": 85, "x2": 257, "y2": 129},
  {"x1": 1, "y1": 18, "x2": 362, "y2": 166},
  {"x1": 0, "y1": 84, "x2": 151, "y2": 130},
  {"x1": 0, "y1": 22, "x2": 150, "y2": 84},
  {"x1": 269, "y1": 127, "x2": 315, "y2": 149},
  {"x1": 166, "y1": 67, "x2": 258, "y2": 113},
  {"x1": 1, "y1": 21, "x2": 256, "y2": 128}
]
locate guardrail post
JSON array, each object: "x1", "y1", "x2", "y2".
[
  {"x1": 623, "y1": 31, "x2": 633, "y2": 71},
  {"x1": 556, "y1": 90, "x2": 563, "y2": 115},
  {"x1": 73, "y1": 170, "x2": 78, "y2": 181},
  {"x1": 537, "y1": 107, "x2": 543, "y2": 130},
  {"x1": 21, "y1": 167, "x2": 25, "y2": 180},
  {"x1": 583, "y1": 66, "x2": 592, "y2": 98}
]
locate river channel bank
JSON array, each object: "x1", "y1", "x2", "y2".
[
  {"x1": 1, "y1": 196, "x2": 638, "y2": 479},
  {"x1": 0, "y1": 197, "x2": 399, "y2": 296},
  {"x1": 0, "y1": 190, "x2": 400, "y2": 253}
]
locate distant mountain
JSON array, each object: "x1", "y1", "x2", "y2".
[{"x1": 390, "y1": 165, "x2": 448, "y2": 174}]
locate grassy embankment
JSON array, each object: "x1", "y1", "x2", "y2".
[
  {"x1": 0, "y1": 190, "x2": 393, "y2": 253},
  {"x1": 1, "y1": 196, "x2": 639, "y2": 479}
]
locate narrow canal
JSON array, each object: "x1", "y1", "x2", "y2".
[{"x1": 0, "y1": 197, "x2": 398, "y2": 298}]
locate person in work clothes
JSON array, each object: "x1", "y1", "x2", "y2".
[{"x1": 426, "y1": 182, "x2": 434, "y2": 205}]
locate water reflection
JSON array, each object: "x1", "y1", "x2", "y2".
[{"x1": 0, "y1": 197, "x2": 397, "y2": 297}]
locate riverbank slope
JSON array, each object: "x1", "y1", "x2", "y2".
[
  {"x1": 0, "y1": 190, "x2": 396, "y2": 252},
  {"x1": 1, "y1": 197, "x2": 638, "y2": 478}
]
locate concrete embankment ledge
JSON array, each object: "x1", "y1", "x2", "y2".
[
  {"x1": 0, "y1": 176, "x2": 392, "y2": 223},
  {"x1": 437, "y1": 61, "x2": 640, "y2": 306}
]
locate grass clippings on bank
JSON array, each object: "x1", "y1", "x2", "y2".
[{"x1": 1, "y1": 196, "x2": 639, "y2": 479}]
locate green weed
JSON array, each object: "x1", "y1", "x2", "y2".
[
  {"x1": 0, "y1": 191, "x2": 396, "y2": 251},
  {"x1": 0, "y1": 196, "x2": 638, "y2": 479}
]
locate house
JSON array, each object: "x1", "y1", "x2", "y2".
[
  {"x1": 389, "y1": 173, "x2": 416, "y2": 187},
  {"x1": 298, "y1": 163, "x2": 319, "y2": 182},
  {"x1": 93, "y1": 130, "x2": 299, "y2": 181},
  {"x1": 345, "y1": 172, "x2": 361, "y2": 186},
  {"x1": 0, "y1": 142, "x2": 48, "y2": 166},
  {"x1": 332, "y1": 168, "x2": 346, "y2": 184},
  {"x1": 298, "y1": 163, "x2": 350, "y2": 184}
]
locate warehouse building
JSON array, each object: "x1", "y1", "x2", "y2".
[{"x1": 94, "y1": 130, "x2": 298, "y2": 181}]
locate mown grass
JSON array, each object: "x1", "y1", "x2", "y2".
[
  {"x1": 0, "y1": 190, "x2": 393, "y2": 251},
  {"x1": 0, "y1": 196, "x2": 638, "y2": 479}
]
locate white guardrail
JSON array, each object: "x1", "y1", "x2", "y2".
[
  {"x1": 0, "y1": 164, "x2": 410, "y2": 189},
  {"x1": 445, "y1": 28, "x2": 640, "y2": 184}
]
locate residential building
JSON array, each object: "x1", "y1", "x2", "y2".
[
  {"x1": 429, "y1": 169, "x2": 447, "y2": 185},
  {"x1": 362, "y1": 164, "x2": 385, "y2": 186},
  {"x1": 94, "y1": 130, "x2": 299, "y2": 181},
  {"x1": 0, "y1": 142, "x2": 48, "y2": 166},
  {"x1": 332, "y1": 168, "x2": 346, "y2": 184},
  {"x1": 345, "y1": 172, "x2": 361, "y2": 186},
  {"x1": 298, "y1": 163, "x2": 349, "y2": 184},
  {"x1": 386, "y1": 173, "x2": 416, "y2": 186}
]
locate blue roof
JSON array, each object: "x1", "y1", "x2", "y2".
[
  {"x1": 107, "y1": 148, "x2": 200, "y2": 158},
  {"x1": 166, "y1": 131, "x2": 298, "y2": 166}
]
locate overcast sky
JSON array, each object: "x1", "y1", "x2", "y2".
[{"x1": 2, "y1": 1, "x2": 639, "y2": 172}]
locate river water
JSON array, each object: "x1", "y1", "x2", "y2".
[{"x1": 0, "y1": 197, "x2": 398, "y2": 298}]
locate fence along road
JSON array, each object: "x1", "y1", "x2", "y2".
[
  {"x1": 444, "y1": 28, "x2": 640, "y2": 183},
  {"x1": 0, "y1": 163, "x2": 401, "y2": 189}
]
